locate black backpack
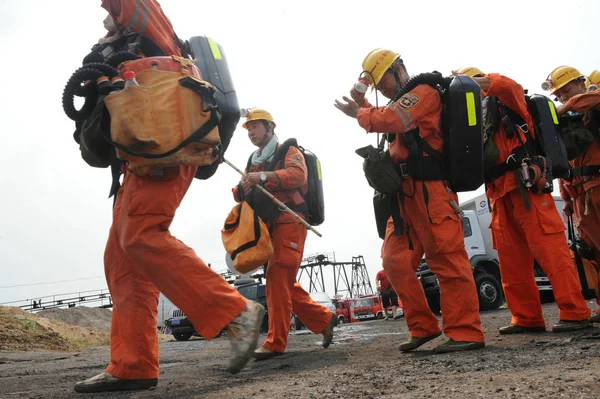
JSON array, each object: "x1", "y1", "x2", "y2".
[{"x1": 246, "y1": 138, "x2": 325, "y2": 226}]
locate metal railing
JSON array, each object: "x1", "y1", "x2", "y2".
[{"x1": 1, "y1": 288, "x2": 113, "y2": 312}]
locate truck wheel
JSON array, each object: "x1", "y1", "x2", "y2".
[
  {"x1": 338, "y1": 316, "x2": 345, "y2": 324},
  {"x1": 475, "y1": 272, "x2": 503, "y2": 310},
  {"x1": 427, "y1": 293, "x2": 441, "y2": 315},
  {"x1": 173, "y1": 332, "x2": 192, "y2": 341}
]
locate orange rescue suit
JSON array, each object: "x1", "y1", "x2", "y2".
[
  {"x1": 484, "y1": 74, "x2": 590, "y2": 327},
  {"x1": 357, "y1": 85, "x2": 485, "y2": 343},
  {"x1": 559, "y1": 90, "x2": 600, "y2": 312},
  {"x1": 101, "y1": 0, "x2": 248, "y2": 380},
  {"x1": 101, "y1": 0, "x2": 182, "y2": 57},
  {"x1": 233, "y1": 145, "x2": 332, "y2": 353}
]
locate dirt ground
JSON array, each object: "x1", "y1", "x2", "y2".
[
  {"x1": 37, "y1": 308, "x2": 114, "y2": 333},
  {"x1": 1, "y1": 302, "x2": 599, "y2": 399}
]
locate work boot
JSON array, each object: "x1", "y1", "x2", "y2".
[
  {"x1": 74, "y1": 372, "x2": 157, "y2": 393},
  {"x1": 499, "y1": 324, "x2": 546, "y2": 335},
  {"x1": 226, "y1": 301, "x2": 265, "y2": 374},
  {"x1": 399, "y1": 331, "x2": 442, "y2": 352},
  {"x1": 551, "y1": 319, "x2": 590, "y2": 333},
  {"x1": 434, "y1": 339, "x2": 485, "y2": 353},
  {"x1": 322, "y1": 312, "x2": 336, "y2": 348},
  {"x1": 589, "y1": 313, "x2": 600, "y2": 323},
  {"x1": 253, "y1": 345, "x2": 284, "y2": 360}
]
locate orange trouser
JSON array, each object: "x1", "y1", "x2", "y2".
[
  {"x1": 104, "y1": 166, "x2": 247, "y2": 380},
  {"x1": 263, "y1": 219, "x2": 332, "y2": 353},
  {"x1": 573, "y1": 188, "x2": 600, "y2": 310},
  {"x1": 490, "y1": 189, "x2": 590, "y2": 327},
  {"x1": 381, "y1": 180, "x2": 484, "y2": 343}
]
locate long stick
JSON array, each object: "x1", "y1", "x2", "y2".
[{"x1": 223, "y1": 158, "x2": 322, "y2": 238}]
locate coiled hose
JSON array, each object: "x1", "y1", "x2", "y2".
[
  {"x1": 62, "y1": 63, "x2": 121, "y2": 122},
  {"x1": 105, "y1": 51, "x2": 141, "y2": 68},
  {"x1": 389, "y1": 71, "x2": 452, "y2": 105}
]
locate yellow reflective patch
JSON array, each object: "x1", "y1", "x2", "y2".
[
  {"x1": 548, "y1": 101, "x2": 559, "y2": 124},
  {"x1": 316, "y1": 159, "x2": 322, "y2": 180},
  {"x1": 208, "y1": 38, "x2": 222, "y2": 60},
  {"x1": 466, "y1": 92, "x2": 477, "y2": 126}
]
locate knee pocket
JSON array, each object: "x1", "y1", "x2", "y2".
[
  {"x1": 424, "y1": 214, "x2": 465, "y2": 254},
  {"x1": 270, "y1": 239, "x2": 304, "y2": 270}
]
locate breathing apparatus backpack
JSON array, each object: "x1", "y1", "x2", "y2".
[
  {"x1": 244, "y1": 139, "x2": 325, "y2": 226},
  {"x1": 384, "y1": 72, "x2": 484, "y2": 193},
  {"x1": 483, "y1": 94, "x2": 568, "y2": 195},
  {"x1": 62, "y1": 35, "x2": 240, "y2": 180},
  {"x1": 526, "y1": 94, "x2": 570, "y2": 178}
]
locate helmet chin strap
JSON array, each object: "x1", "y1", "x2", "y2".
[
  {"x1": 258, "y1": 128, "x2": 273, "y2": 148},
  {"x1": 392, "y1": 65, "x2": 403, "y2": 98}
]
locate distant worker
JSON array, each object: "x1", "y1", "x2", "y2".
[
  {"x1": 232, "y1": 108, "x2": 335, "y2": 360},
  {"x1": 543, "y1": 65, "x2": 600, "y2": 324},
  {"x1": 334, "y1": 49, "x2": 485, "y2": 353},
  {"x1": 586, "y1": 70, "x2": 600, "y2": 91},
  {"x1": 455, "y1": 66, "x2": 590, "y2": 333}
]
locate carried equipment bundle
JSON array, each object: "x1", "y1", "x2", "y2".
[{"x1": 62, "y1": 36, "x2": 240, "y2": 179}]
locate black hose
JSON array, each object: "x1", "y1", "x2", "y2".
[
  {"x1": 389, "y1": 72, "x2": 452, "y2": 105},
  {"x1": 62, "y1": 68, "x2": 104, "y2": 121},
  {"x1": 105, "y1": 51, "x2": 141, "y2": 68},
  {"x1": 73, "y1": 63, "x2": 120, "y2": 97},
  {"x1": 78, "y1": 62, "x2": 120, "y2": 79}
]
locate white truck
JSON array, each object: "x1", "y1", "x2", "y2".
[{"x1": 417, "y1": 193, "x2": 565, "y2": 312}]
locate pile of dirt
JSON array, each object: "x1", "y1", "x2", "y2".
[
  {"x1": 0, "y1": 306, "x2": 109, "y2": 352},
  {"x1": 38, "y1": 307, "x2": 112, "y2": 332}
]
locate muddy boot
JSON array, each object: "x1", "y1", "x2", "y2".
[
  {"x1": 589, "y1": 313, "x2": 600, "y2": 323},
  {"x1": 399, "y1": 331, "x2": 442, "y2": 352},
  {"x1": 434, "y1": 339, "x2": 485, "y2": 353},
  {"x1": 74, "y1": 372, "x2": 157, "y2": 393},
  {"x1": 253, "y1": 345, "x2": 284, "y2": 360},
  {"x1": 499, "y1": 324, "x2": 546, "y2": 335},
  {"x1": 322, "y1": 313, "x2": 336, "y2": 348},
  {"x1": 551, "y1": 319, "x2": 590, "y2": 333},
  {"x1": 226, "y1": 301, "x2": 265, "y2": 374}
]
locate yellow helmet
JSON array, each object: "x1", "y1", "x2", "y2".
[
  {"x1": 242, "y1": 108, "x2": 276, "y2": 129},
  {"x1": 361, "y1": 48, "x2": 401, "y2": 87},
  {"x1": 541, "y1": 65, "x2": 584, "y2": 94},
  {"x1": 454, "y1": 67, "x2": 485, "y2": 78},
  {"x1": 587, "y1": 70, "x2": 600, "y2": 91}
]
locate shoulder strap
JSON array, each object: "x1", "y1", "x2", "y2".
[{"x1": 266, "y1": 138, "x2": 299, "y2": 171}]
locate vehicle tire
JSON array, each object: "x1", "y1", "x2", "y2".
[
  {"x1": 260, "y1": 313, "x2": 269, "y2": 334},
  {"x1": 214, "y1": 330, "x2": 223, "y2": 339},
  {"x1": 338, "y1": 316, "x2": 345, "y2": 324},
  {"x1": 376, "y1": 311, "x2": 384, "y2": 319},
  {"x1": 173, "y1": 332, "x2": 192, "y2": 341},
  {"x1": 426, "y1": 293, "x2": 441, "y2": 315},
  {"x1": 539, "y1": 290, "x2": 555, "y2": 304},
  {"x1": 475, "y1": 272, "x2": 503, "y2": 310}
]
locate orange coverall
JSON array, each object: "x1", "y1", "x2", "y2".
[
  {"x1": 484, "y1": 74, "x2": 590, "y2": 327},
  {"x1": 101, "y1": 1, "x2": 248, "y2": 380},
  {"x1": 357, "y1": 85, "x2": 485, "y2": 343},
  {"x1": 102, "y1": 0, "x2": 182, "y2": 56},
  {"x1": 559, "y1": 90, "x2": 600, "y2": 311},
  {"x1": 233, "y1": 146, "x2": 332, "y2": 353}
]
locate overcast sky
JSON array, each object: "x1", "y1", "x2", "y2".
[{"x1": 0, "y1": 0, "x2": 598, "y2": 305}]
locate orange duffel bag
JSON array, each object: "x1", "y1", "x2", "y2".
[
  {"x1": 104, "y1": 55, "x2": 222, "y2": 176},
  {"x1": 222, "y1": 201, "x2": 274, "y2": 274}
]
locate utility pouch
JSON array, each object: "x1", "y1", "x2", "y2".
[
  {"x1": 104, "y1": 62, "x2": 222, "y2": 176},
  {"x1": 77, "y1": 95, "x2": 113, "y2": 168}
]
